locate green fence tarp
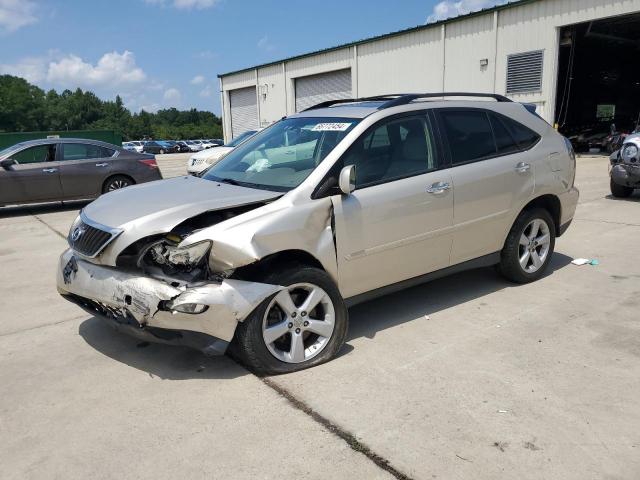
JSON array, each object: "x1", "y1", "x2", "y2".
[{"x1": 0, "y1": 130, "x2": 122, "y2": 150}]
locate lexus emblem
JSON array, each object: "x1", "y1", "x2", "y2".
[{"x1": 71, "y1": 226, "x2": 84, "y2": 242}]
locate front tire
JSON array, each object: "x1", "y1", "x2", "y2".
[
  {"x1": 498, "y1": 208, "x2": 556, "y2": 284},
  {"x1": 610, "y1": 179, "x2": 634, "y2": 198},
  {"x1": 233, "y1": 265, "x2": 348, "y2": 375}
]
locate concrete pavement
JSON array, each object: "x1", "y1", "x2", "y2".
[{"x1": 1, "y1": 155, "x2": 639, "y2": 479}]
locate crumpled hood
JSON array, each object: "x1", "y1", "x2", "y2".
[{"x1": 83, "y1": 175, "x2": 281, "y2": 230}]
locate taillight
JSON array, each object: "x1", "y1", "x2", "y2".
[{"x1": 139, "y1": 158, "x2": 158, "y2": 168}]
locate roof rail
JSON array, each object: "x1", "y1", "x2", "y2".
[
  {"x1": 301, "y1": 95, "x2": 410, "y2": 112},
  {"x1": 303, "y1": 92, "x2": 512, "y2": 112}
]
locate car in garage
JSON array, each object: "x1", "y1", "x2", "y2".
[
  {"x1": 187, "y1": 129, "x2": 259, "y2": 174},
  {"x1": 0, "y1": 138, "x2": 162, "y2": 206},
  {"x1": 609, "y1": 132, "x2": 640, "y2": 197},
  {"x1": 57, "y1": 93, "x2": 578, "y2": 374}
]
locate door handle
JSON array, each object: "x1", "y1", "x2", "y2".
[
  {"x1": 426, "y1": 182, "x2": 451, "y2": 194},
  {"x1": 95, "y1": 162, "x2": 108, "y2": 167},
  {"x1": 515, "y1": 162, "x2": 531, "y2": 173},
  {"x1": 42, "y1": 168, "x2": 58, "y2": 173}
]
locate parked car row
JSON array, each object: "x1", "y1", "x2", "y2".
[{"x1": 123, "y1": 139, "x2": 224, "y2": 154}]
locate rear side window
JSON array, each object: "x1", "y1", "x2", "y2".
[
  {"x1": 499, "y1": 115, "x2": 540, "y2": 150},
  {"x1": 62, "y1": 144, "x2": 114, "y2": 161},
  {"x1": 439, "y1": 110, "x2": 495, "y2": 164},
  {"x1": 489, "y1": 114, "x2": 520, "y2": 155}
]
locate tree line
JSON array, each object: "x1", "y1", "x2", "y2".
[{"x1": 0, "y1": 75, "x2": 223, "y2": 140}]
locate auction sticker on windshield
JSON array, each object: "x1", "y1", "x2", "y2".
[{"x1": 311, "y1": 123, "x2": 352, "y2": 132}]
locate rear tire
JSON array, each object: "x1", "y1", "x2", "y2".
[
  {"x1": 102, "y1": 175, "x2": 134, "y2": 194},
  {"x1": 498, "y1": 208, "x2": 556, "y2": 284},
  {"x1": 232, "y1": 265, "x2": 348, "y2": 375},
  {"x1": 610, "y1": 179, "x2": 634, "y2": 198}
]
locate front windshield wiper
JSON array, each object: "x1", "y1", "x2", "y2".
[{"x1": 217, "y1": 177, "x2": 241, "y2": 186}]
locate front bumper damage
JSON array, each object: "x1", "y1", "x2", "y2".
[
  {"x1": 611, "y1": 164, "x2": 640, "y2": 187},
  {"x1": 56, "y1": 249, "x2": 282, "y2": 355}
]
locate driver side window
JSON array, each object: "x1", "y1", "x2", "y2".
[
  {"x1": 11, "y1": 144, "x2": 56, "y2": 164},
  {"x1": 342, "y1": 114, "x2": 437, "y2": 188}
]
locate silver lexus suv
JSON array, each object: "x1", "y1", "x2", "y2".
[{"x1": 57, "y1": 93, "x2": 579, "y2": 374}]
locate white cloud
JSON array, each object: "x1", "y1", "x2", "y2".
[
  {"x1": 163, "y1": 87, "x2": 182, "y2": 104},
  {"x1": 199, "y1": 84, "x2": 214, "y2": 98},
  {"x1": 0, "y1": 0, "x2": 37, "y2": 34},
  {"x1": 144, "y1": 0, "x2": 219, "y2": 10},
  {"x1": 190, "y1": 74, "x2": 205, "y2": 85},
  {"x1": 0, "y1": 56, "x2": 46, "y2": 83},
  {"x1": 47, "y1": 51, "x2": 146, "y2": 88},
  {"x1": 426, "y1": 0, "x2": 506, "y2": 23},
  {"x1": 257, "y1": 35, "x2": 275, "y2": 52}
]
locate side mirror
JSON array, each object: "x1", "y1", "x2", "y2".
[
  {"x1": 338, "y1": 165, "x2": 356, "y2": 195},
  {"x1": 1, "y1": 158, "x2": 17, "y2": 170}
]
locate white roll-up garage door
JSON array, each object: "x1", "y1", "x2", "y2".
[
  {"x1": 295, "y1": 69, "x2": 352, "y2": 112},
  {"x1": 229, "y1": 87, "x2": 259, "y2": 138}
]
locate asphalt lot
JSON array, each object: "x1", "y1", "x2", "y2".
[{"x1": 1, "y1": 153, "x2": 639, "y2": 479}]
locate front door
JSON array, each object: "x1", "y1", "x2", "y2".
[
  {"x1": 331, "y1": 113, "x2": 454, "y2": 299},
  {"x1": 0, "y1": 143, "x2": 62, "y2": 205}
]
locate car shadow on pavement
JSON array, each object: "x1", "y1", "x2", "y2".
[
  {"x1": 0, "y1": 201, "x2": 89, "y2": 218},
  {"x1": 347, "y1": 253, "x2": 573, "y2": 342},
  {"x1": 78, "y1": 317, "x2": 248, "y2": 380},
  {"x1": 604, "y1": 193, "x2": 640, "y2": 202}
]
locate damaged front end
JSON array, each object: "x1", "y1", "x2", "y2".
[
  {"x1": 611, "y1": 137, "x2": 640, "y2": 188},
  {"x1": 58, "y1": 193, "x2": 288, "y2": 355},
  {"x1": 57, "y1": 248, "x2": 282, "y2": 355},
  {"x1": 57, "y1": 174, "x2": 338, "y2": 356}
]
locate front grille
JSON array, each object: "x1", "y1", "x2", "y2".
[{"x1": 68, "y1": 218, "x2": 117, "y2": 257}]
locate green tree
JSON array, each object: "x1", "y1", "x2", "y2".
[{"x1": 0, "y1": 75, "x2": 222, "y2": 140}]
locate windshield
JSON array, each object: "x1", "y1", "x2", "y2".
[
  {"x1": 226, "y1": 130, "x2": 257, "y2": 147},
  {"x1": 201, "y1": 117, "x2": 359, "y2": 192}
]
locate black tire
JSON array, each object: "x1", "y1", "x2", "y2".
[
  {"x1": 498, "y1": 208, "x2": 556, "y2": 284},
  {"x1": 232, "y1": 265, "x2": 348, "y2": 375},
  {"x1": 102, "y1": 175, "x2": 134, "y2": 194},
  {"x1": 610, "y1": 179, "x2": 634, "y2": 198}
]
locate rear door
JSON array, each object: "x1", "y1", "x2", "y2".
[
  {"x1": 436, "y1": 108, "x2": 537, "y2": 265},
  {"x1": 59, "y1": 143, "x2": 115, "y2": 198},
  {"x1": 332, "y1": 112, "x2": 454, "y2": 299},
  {"x1": 0, "y1": 143, "x2": 62, "y2": 204}
]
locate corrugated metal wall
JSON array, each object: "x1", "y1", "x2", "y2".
[{"x1": 220, "y1": 0, "x2": 640, "y2": 140}]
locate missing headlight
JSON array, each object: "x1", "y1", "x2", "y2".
[{"x1": 142, "y1": 238, "x2": 212, "y2": 277}]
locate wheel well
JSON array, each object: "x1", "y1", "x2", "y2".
[
  {"x1": 231, "y1": 250, "x2": 325, "y2": 281},
  {"x1": 522, "y1": 194, "x2": 561, "y2": 234}
]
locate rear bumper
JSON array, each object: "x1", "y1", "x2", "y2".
[
  {"x1": 558, "y1": 186, "x2": 579, "y2": 235},
  {"x1": 56, "y1": 249, "x2": 282, "y2": 354}
]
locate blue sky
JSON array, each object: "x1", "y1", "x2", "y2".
[{"x1": 0, "y1": 0, "x2": 503, "y2": 114}]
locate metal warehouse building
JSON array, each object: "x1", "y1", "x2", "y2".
[{"x1": 218, "y1": 0, "x2": 640, "y2": 142}]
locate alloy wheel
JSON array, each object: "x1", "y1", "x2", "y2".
[
  {"x1": 518, "y1": 218, "x2": 551, "y2": 273},
  {"x1": 261, "y1": 283, "x2": 335, "y2": 363},
  {"x1": 107, "y1": 179, "x2": 130, "y2": 191}
]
